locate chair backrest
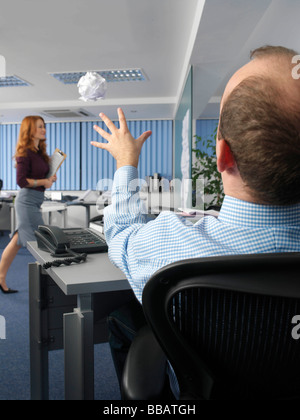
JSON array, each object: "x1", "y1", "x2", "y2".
[{"x1": 142, "y1": 253, "x2": 300, "y2": 400}]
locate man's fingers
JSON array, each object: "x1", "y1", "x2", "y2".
[
  {"x1": 138, "y1": 130, "x2": 152, "y2": 144},
  {"x1": 99, "y1": 112, "x2": 117, "y2": 134},
  {"x1": 117, "y1": 108, "x2": 129, "y2": 132},
  {"x1": 93, "y1": 124, "x2": 111, "y2": 142},
  {"x1": 90, "y1": 141, "x2": 109, "y2": 151},
  {"x1": 92, "y1": 109, "x2": 150, "y2": 167}
]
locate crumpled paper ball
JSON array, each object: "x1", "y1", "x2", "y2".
[{"x1": 78, "y1": 71, "x2": 107, "y2": 101}]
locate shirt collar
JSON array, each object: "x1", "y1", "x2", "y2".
[{"x1": 218, "y1": 195, "x2": 300, "y2": 228}]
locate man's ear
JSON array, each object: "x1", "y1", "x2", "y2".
[{"x1": 217, "y1": 139, "x2": 236, "y2": 173}]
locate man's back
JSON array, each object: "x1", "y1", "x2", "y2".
[{"x1": 104, "y1": 177, "x2": 300, "y2": 302}]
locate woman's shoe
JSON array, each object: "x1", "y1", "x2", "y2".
[{"x1": 0, "y1": 284, "x2": 18, "y2": 294}]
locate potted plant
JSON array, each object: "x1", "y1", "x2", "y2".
[{"x1": 192, "y1": 126, "x2": 224, "y2": 210}]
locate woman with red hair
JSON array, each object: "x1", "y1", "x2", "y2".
[{"x1": 0, "y1": 116, "x2": 56, "y2": 293}]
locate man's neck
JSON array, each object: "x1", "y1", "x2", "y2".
[{"x1": 222, "y1": 172, "x2": 259, "y2": 204}]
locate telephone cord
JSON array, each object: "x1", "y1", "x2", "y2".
[{"x1": 42, "y1": 248, "x2": 87, "y2": 269}]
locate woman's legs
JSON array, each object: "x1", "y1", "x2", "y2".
[{"x1": 0, "y1": 232, "x2": 22, "y2": 291}]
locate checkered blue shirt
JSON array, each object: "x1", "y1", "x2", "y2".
[
  {"x1": 103, "y1": 165, "x2": 300, "y2": 398},
  {"x1": 104, "y1": 166, "x2": 300, "y2": 303}
]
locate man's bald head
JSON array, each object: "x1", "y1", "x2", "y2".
[{"x1": 217, "y1": 45, "x2": 300, "y2": 205}]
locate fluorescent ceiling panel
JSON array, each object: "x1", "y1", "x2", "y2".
[
  {"x1": 50, "y1": 69, "x2": 146, "y2": 84},
  {"x1": 0, "y1": 75, "x2": 30, "y2": 87}
]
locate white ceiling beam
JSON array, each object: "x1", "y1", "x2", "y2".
[{"x1": 191, "y1": 0, "x2": 273, "y2": 120}]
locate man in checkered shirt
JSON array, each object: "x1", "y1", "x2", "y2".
[{"x1": 91, "y1": 45, "x2": 300, "y2": 397}]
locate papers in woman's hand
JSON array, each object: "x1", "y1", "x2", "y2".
[{"x1": 48, "y1": 148, "x2": 66, "y2": 178}]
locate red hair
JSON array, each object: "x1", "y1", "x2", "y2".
[{"x1": 14, "y1": 116, "x2": 49, "y2": 163}]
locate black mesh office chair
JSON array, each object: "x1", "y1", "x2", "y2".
[{"x1": 122, "y1": 253, "x2": 300, "y2": 400}]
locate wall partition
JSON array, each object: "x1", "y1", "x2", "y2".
[{"x1": 0, "y1": 119, "x2": 173, "y2": 191}]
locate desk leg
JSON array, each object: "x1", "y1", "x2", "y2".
[
  {"x1": 63, "y1": 209, "x2": 67, "y2": 228},
  {"x1": 29, "y1": 263, "x2": 49, "y2": 400},
  {"x1": 64, "y1": 294, "x2": 94, "y2": 400}
]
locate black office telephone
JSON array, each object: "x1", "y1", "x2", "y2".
[
  {"x1": 34, "y1": 225, "x2": 108, "y2": 268},
  {"x1": 35, "y1": 225, "x2": 71, "y2": 255}
]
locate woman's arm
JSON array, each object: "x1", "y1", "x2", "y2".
[{"x1": 26, "y1": 175, "x2": 57, "y2": 189}]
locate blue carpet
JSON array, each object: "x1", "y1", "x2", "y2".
[{"x1": 0, "y1": 230, "x2": 121, "y2": 400}]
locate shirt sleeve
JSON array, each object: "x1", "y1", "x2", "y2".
[
  {"x1": 16, "y1": 156, "x2": 30, "y2": 188},
  {"x1": 103, "y1": 165, "x2": 195, "y2": 302},
  {"x1": 103, "y1": 165, "x2": 149, "y2": 262}
]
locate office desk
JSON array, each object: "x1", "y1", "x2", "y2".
[{"x1": 27, "y1": 240, "x2": 129, "y2": 400}]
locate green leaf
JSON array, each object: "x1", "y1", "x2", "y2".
[{"x1": 192, "y1": 129, "x2": 224, "y2": 210}]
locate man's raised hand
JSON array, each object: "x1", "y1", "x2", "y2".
[{"x1": 91, "y1": 108, "x2": 152, "y2": 169}]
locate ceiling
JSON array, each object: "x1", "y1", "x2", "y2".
[{"x1": 0, "y1": 0, "x2": 299, "y2": 124}]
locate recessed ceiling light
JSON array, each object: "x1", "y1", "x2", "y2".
[
  {"x1": 0, "y1": 75, "x2": 30, "y2": 87},
  {"x1": 49, "y1": 69, "x2": 146, "y2": 84}
]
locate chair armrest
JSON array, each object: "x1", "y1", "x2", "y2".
[{"x1": 121, "y1": 325, "x2": 167, "y2": 400}]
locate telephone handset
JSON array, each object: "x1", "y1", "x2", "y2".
[
  {"x1": 34, "y1": 225, "x2": 107, "y2": 268},
  {"x1": 34, "y1": 225, "x2": 88, "y2": 269},
  {"x1": 35, "y1": 225, "x2": 70, "y2": 255}
]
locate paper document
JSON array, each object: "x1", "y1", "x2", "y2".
[{"x1": 48, "y1": 148, "x2": 66, "y2": 177}]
